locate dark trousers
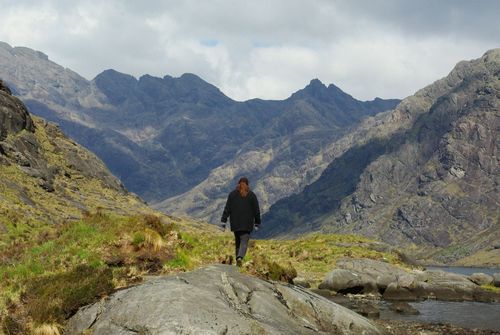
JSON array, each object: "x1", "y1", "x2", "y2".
[{"x1": 234, "y1": 231, "x2": 251, "y2": 259}]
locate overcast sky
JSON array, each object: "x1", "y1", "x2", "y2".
[{"x1": 0, "y1": 0, "x2": 498, "y2": 101}]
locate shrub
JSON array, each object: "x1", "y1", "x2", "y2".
[
  {"x1": 248, "y1": 254, "x2": 297, "y2": 284},
  {"x1": 31, "y1": 323, "x2": 61, "y2": 335},
  {"x1": 2, "y1": 314, "x2": 27, "y2": 335},
  {"x1": 23, "y1": 265, "x2": 114, "y2": 323},
  {"x1": 132, "y1": 232, "x2": 146, "y2": 247},
  {"x1": 144, "y1": 229, "x2": 164, "y2": 252},
  {"x1": 142, "y1": 214, "x2": 172, "y2": 237}
]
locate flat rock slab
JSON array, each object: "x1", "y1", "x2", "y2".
[
  {"x1": 319, "y1": 258, "x2": 500, "y2": 303},
  {"x1": 67, "y1": 264, "x2": 386, "y2": 335},
  {"x1": 319, "y1": 258, "x2": 409, "y2": 293}
]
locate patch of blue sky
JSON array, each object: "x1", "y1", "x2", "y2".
[{"x1": 200, "y1": 39, "x2": 219, "y2": 47}]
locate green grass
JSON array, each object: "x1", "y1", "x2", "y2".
[
  {"x1": 0, "y1": 212, "x2": 181, "y2": 333},
  {"x1": 159, "y1": 230, "x2": 401, "y2": 287},
  {"x1": 132, "y1": 231, "x2": 146, "y2": 246},
  {"x1": 481, "y1": 284, "x2": 500, "y2": 294},
  {"x1": 0, "y1": 206, "x2": 403, "y2": 334},
  {"x1": 165, "y1": 249, "x2": 191, "y2": 269}
]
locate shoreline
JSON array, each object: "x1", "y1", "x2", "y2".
[{"x1": 375, "y1": 319, "x2": 500, "y2": 335}]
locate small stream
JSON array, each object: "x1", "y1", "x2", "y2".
[
  {"x1": 379, "y1": 300, "x2": 500, "y2": 331},
  {"x1": 382, "y1": 266, "x2": 500, "y2": 331},
  {"x1": 380, "y1": 266, "x2": 500, "y2": 331},
  {"x1": 328, "y1": 266, "x2": 500, "y2": 331},
  {"x1": 425, "y1": 266, "x2": 499, "y2": 276}
]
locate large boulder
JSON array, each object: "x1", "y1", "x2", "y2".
[
  {"x1": 0, "y1": 80, "x2": 34, "y2": 140},
  {"x1": 468, "y1": 273, "x2": 494, "y2": 286},
  {"x1": 319, "y1": 269, "x2": 365, "y2": 293},
  {"x1": 67, "y1": 265, "x2": 386, "y2": 335},
  {"x1": 493, "y1": 273, "x2": 500, "y2": 287},
  {"x1": 319, "y1": 258, "x2": 409, "y2": 293}
]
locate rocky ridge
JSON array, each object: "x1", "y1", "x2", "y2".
[
  {"x1": 260, "y1": 49, "x2": 500, "y2": 264},
  {"x1": 0, "y1": 41, "x2": 399, "y2": 211}
]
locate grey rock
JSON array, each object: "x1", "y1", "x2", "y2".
[
  {"x1": 292, "y1": 277, "x2": 311, "y2": 288},
  {"x1": 357, "y1": 302, "x2": 380, "y2": 318},
  {"x1": 493, "y1": 273, "x2": 500, "y2": 287},
  {"x1": 468, "y1": 273, "x2": 494, "y2": 286},
  {"x1": 320, "y1": 258, "x2": 409, "y2": 293},
  {"x1": 384, "y1": 270, "x2": 500, "y2": 302},
  {"x1": 449, "y1": 166, "x2": 465, "y2": 178},
  {"x1": 383, "y1": 282, "x2": 418, "y2": 301},
  {"x1": 388, "y1": 302, "x2": 419, "y2": 315},
  {"x1": 0, "y1": 82, "x2": 34, "y2": 140},
  {"x1": 67, "y1": 265, "x2": 386, "y2": 335},
  {"x1": 319, "y1": 259, "x2": 500, "y2": 302},
  {"x1": 396, "y1": 274, "x2": 416, "y2": 288},
  {"x1": 319, "y1": 269, "x2": 363, "y2": 293}
]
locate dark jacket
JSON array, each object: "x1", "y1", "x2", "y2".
[{"x1": 221, "y1": 189, "x2": 261, "y2": 232}]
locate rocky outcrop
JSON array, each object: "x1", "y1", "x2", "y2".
[
  {"x1": 318, "y1": 258, "x2": 500, "y2": 303},
  {"x1": 319, "y1": 258, "x2": 408, "y2": 294},
  {"x1": 382, "y1": 270, "x2": 490, "y2": 302},
  {"x1": 468, "y1": 273, "x2": 494, "y2": 286},
  {"x1": 0, "y1": 80, "x2": 145, "y2": 224},
  {"x1": 0, "y1": 79, "x2": 34, "y2": 140},
  {"x1": 67, "y1": 265, "x2": 386, "y2": 335}
]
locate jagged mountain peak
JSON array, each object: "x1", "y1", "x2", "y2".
[
  {"x1": 290, "y1": 78, "x2": 356, "y2": 103},
  {"x1": 308, "y1": 78, "x2": 326, "y2": 88},
  {"x1": 92, "y1": 69, "x2": 232, "y2": 106},
  {"x1": 94, "y1": 69, "x2": 137, "y2": 82}
]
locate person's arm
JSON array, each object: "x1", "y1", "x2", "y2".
[
  {"x1": 221, "y1": 193, "x2": 231, "y2": 223},
  {"x1": 253, "y1": 193, "x2": 261, "y2": 226}
]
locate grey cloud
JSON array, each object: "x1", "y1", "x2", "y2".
[
  {"x1": 334, "y1": 0, "x2": 500, "y2": 41},
  {"x1": 0, "y1": 0, "x2": 498, "y2": 101}
]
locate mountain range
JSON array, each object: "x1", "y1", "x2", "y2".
[
  {"x1": 0, "y1": 41, "x2": 399, "y2": 217},
  {"x1": 259, "y1": 49, "x2": 500, "y2": 264}
]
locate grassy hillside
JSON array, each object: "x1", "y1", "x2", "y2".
[{"x1": 0, "y1": 209, "x2": 402, "y2": 334}]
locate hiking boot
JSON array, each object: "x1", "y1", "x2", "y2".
[{"x1": 236, "y1": 257, "x2": 243, "y2": 267}]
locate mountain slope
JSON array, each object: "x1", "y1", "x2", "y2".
[
  {"x1": 0, "y1": 79, "x2": 147, "y2": 226},
  {"x1": 259, "y1": 49, "x2": 500, "y2": 264},
  {"x1": 154, "y1": 80, "x2": 399, "y2": 222},
  {"x1": 0, "y1": 41, "x2": 399, "y2": 205}
]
